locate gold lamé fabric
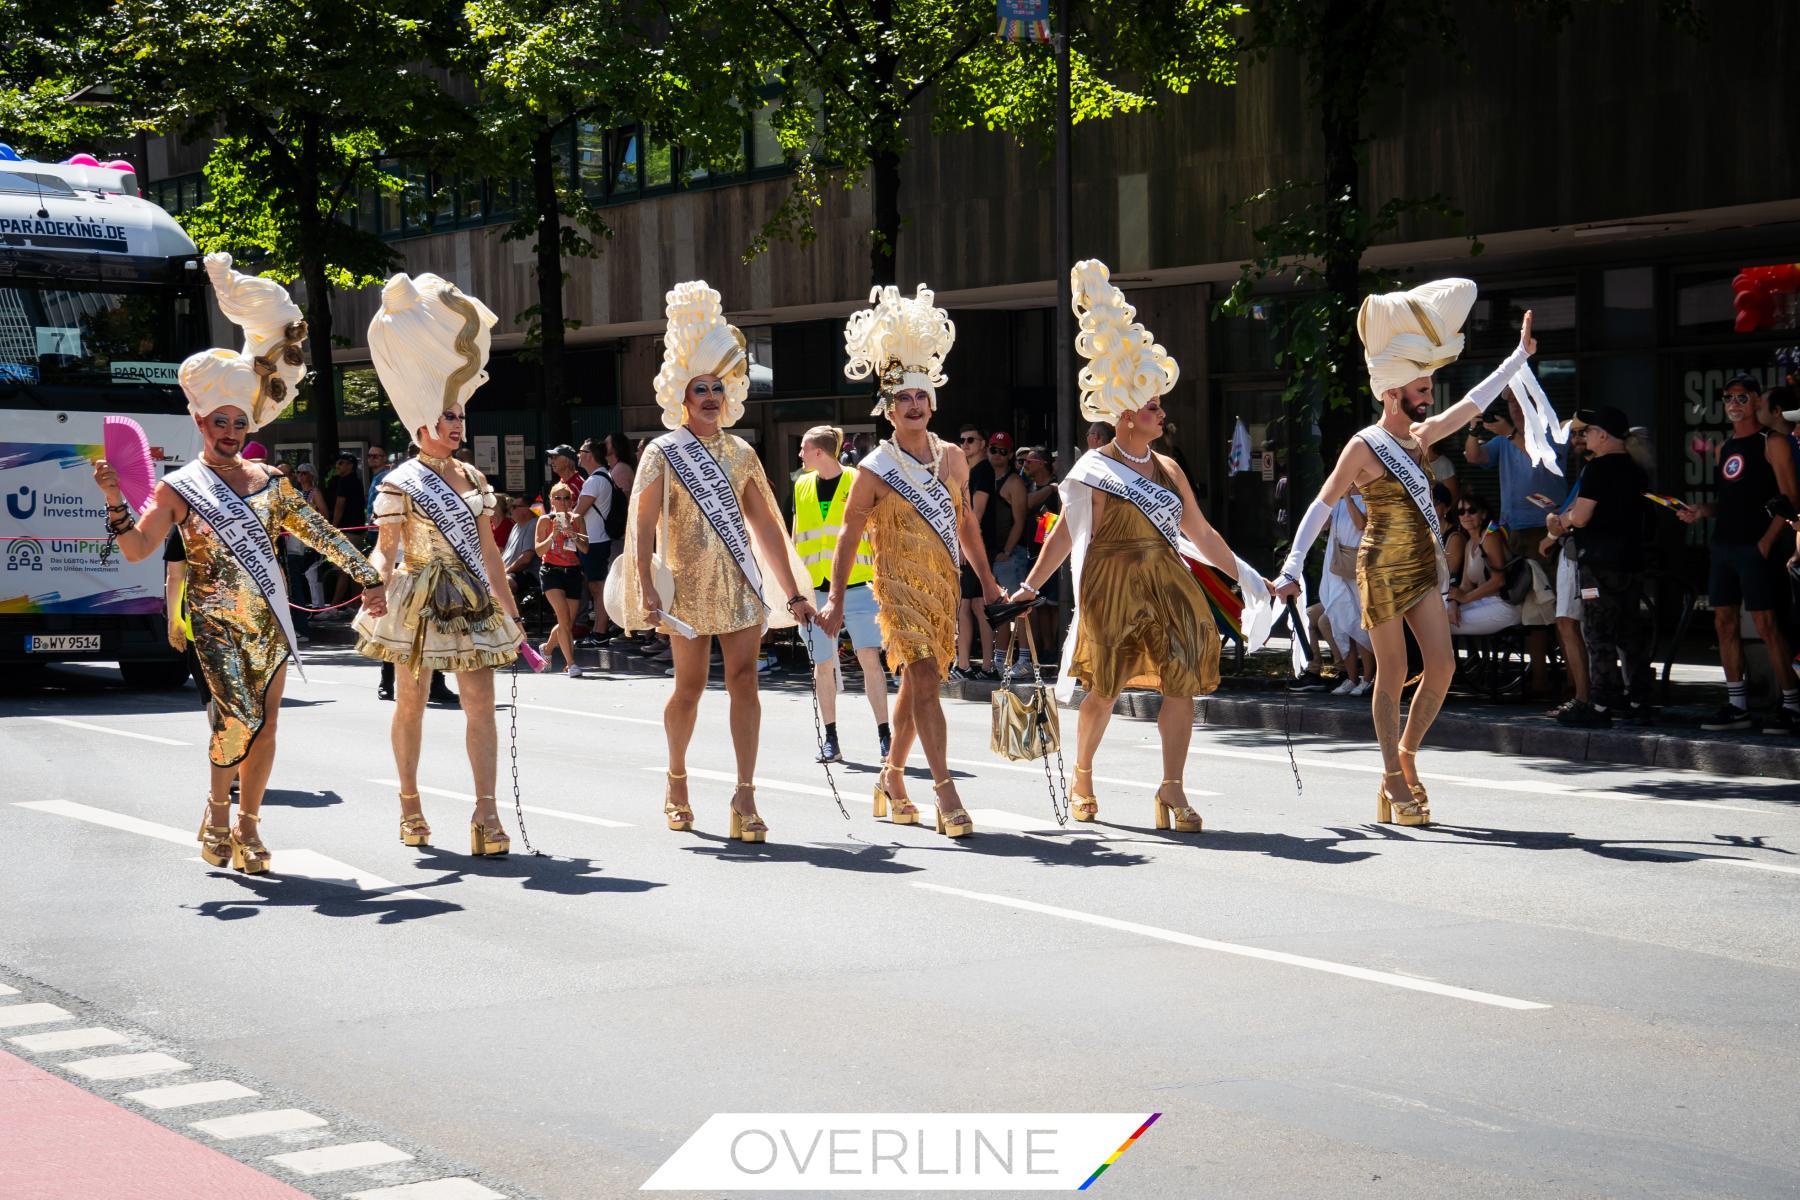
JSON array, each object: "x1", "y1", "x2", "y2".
[
  {"x1": 353, "y1": 474, "x2": 520, "y2": 674},
  {"x1": 1357, "y1": 472, "x2": 1440, "y2": 626},
  {"x1": 867, "y1": 485, "x2": 961, "y2": 675},
  {"x1": 617, "y1": 433, "x2": 777, "y2": 636},
  {"x1": 1069, "y1": 458, "x2": 1219, "y2": 699},
  {"x1": 180, "y1": 475, "x2": 379, "y2": 767}
]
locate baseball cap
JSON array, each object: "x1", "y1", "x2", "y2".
[
  {"x1": 1723, "y1": 373, "x2": 1762, "y2": 395},
  {"x1": 548, "y1": 443, "x2": 578, "y2": 461},
  {"x1": 988, "y1": 430, "x2": 1015, "y2": 451},
  {"x1": 1573, "y1": 406, "x2": 1629, "y2": 441}
]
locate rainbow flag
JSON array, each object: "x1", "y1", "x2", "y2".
[{"x1": 1184, "y1": 557, "x2": 1244, "y2": 638}]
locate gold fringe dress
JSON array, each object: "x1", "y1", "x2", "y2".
[
  {"x1": 867, "y1": 481, "x2": 963, "y2": 676},
  {"x1": 180, "y1": 474, "x2": 380, "y2": 767},
  {"x1": 1068, "y1": 456, "x2": 1219, "y2": 699},
  {"x1": 353, "y1": 463, "x2": 521, "y2": 673},
  {"x1": 1356, "y1": 473, "x2": 1440, "y2": 627}
]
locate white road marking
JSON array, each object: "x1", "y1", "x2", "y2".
[
  {"x1": 514, "y1": 701, "x2": 661, "y2": 726},
  {"x1": 269, "y1": 849, "x2": 433, "y2": 901},
  {"x1": 0, "y1": 1003, "x2": 73, "y2": 1029},
  {"x1": 127, "y1": 1079, "x2": 261, "y2": 1109},
  {"x1": 191, "y1": 1108, "x2": 329, "y2": 1139},
  {"x1": 16, "y1": 799, "x2": 195, "y2": 845},
  {"x1": 268, "y1": 1141, "x2": 414, "y2": 1175},
  {"x1": 652, "y1": 767, "x2": 1087, "y2": 835},
  {"x1": 913, "y1": 882, "x2": 1550, "y2": 1011},
  {"x1": 9, "y1": 1026, "x2": 128, "y2": 1052},
  {"x1": 945, "y1": 755, "x2": 1220, "y2": 795},
  {"x1": 0, "y1": 984, "x2": 17, "y2": 996},
  {"x1": 61, "y1": 1052, "x2": 192, "y2": 1080},
  {"x1": 642, "y1": 765, "x2": 837, "y2": 798},
  {"x1": 369, "y1": 779, "x2": 633, "y2": 829},
  {"x1": 34, "y1": 716, "x2": 189, "y2": 745},
  {"x1": 1634, "y1": 850, "x2": 1800, "y2": 878},
  {"x1": 346, "y1": 1179, "x2": 507, "y2": 1200}
]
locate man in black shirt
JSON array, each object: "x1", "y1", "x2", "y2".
[
  {"x1": 1546, "y1": 407, "x2": 1651, "y2": 727},
  {"x1": 1679, "y1": 375, "x2": 1800, "y2": 731},
  {"x1": 953, "y1": 425, "x2": 998, "y2": 679},
  {"x1": 324, "y1": 451, "x2": 368, "y2": 609}
]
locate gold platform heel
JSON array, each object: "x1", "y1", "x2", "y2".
[
  {"x1": 398, "y1": 791, "x2": 431, "y2": 847},
  {"x1": 1397, "y1": 747, "x2": 1432, "y2": 825},
  {"x1": 470, "y1": 798, "x2": 510, "y2": 856},
  {"x1": 664, "y1": 770, "x2": 694, "y2": 831},
  {"x1": 728, "y1": 782, "x2": 767, "y2": 843},
  {"x1": 1070, "y1": 764, "x2": 1100, "y2": 822},
  {"x1": 872, "y1": 762, "x2": 919, "y2": 824},
  {"x1": 197, "y1": 799, "x2": 231, "y2": 868},
  {"x1": 229, "y1": 812, "x2": 270, "y2": 875},
  {"x1": 1377, "y1": 769, "x2": 1427, "y2": 826},
  {"x1": 1153, "y1": 779, "x2": 1204, "y2": 833},
  {"x1": 932, "y1": 779, "x2": 974, "y2": 838}
]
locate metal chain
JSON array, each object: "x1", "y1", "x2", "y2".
[
  {"x1": 800, "y1": 618, "x2": 852, "y2": 821},
  {"x1": 1009, "y1": 610, "x2": 1069, "y2": 826},
  {"x1": 508, "y1": 659, "x2": 542, "y2": 854},
  {"x1": 1283, "y1": 598, "x2": 1307, "y2": 797}
]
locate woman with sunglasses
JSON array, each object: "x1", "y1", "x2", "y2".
[{"x1": 1444, "y1": 493, "x2": 1522, "y2": 636}]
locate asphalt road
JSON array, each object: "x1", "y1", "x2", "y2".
[{"x1": 4, "y1": 647, "x2": 1799, "y2": 1199}]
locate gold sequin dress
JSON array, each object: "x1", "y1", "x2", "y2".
[
  {"x1": 180, "y1": 474, "x2": 380, "y2": 767},
  {"x1": 353, "y1": 463, "x2": 521, "y2": 673},
  {"x1": 867, "y1": 480, "x2": 962, "y2": 676},
  {"x1": 616, "y1": 433, "x2": 778, "y2": 636},
  {"x1": 1357, "y1": 473, "x2": 1441, "y2": 626},
  {"x1": 1068, "y1": 456, "x2": 1219, "y2": 699}
]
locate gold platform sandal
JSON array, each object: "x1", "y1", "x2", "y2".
[
  {"x1": 1376, "y1": 769, "x2": 1428, "y2": 826},
  {"x1": 198, "y1": 799, "x2": 231, "y2": 868},
  {"x1": 728, "y1": 781, "x2": 768, "y2": 843},
  {"x1": 931, "y1": 779, "x2": 974, "y2": 838},
  {"x1": 1070, "y1": 764, "x2": 1100, "y2": 822},
  {"x1": 229, "y1": 811, "x2": 270, "y2": 875},
  {"x1": 470, "y1": 798, "x2": 510, "y2": 857},
  {"x1": 664, "y1": 770, "x2": 694, "y2": 831},
  {"x1": 398, "y1": 791, "x2": 431, "y2": 847},
  {"x1": 1397, "y1": 747, "x2": 1432, "y2": 825},
  {"x1": 1153, "y1": 779, "x2": 1204, "y2": 833},
  {"x1": 872, "y1": 762, "x2": 919, "y2": 825}
]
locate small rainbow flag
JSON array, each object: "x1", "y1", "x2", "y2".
[
  {"x1": 1643, "y1": 492, "x2": 1688, "y2": 512},
  {"x1": 1078, "y1": 1112, "x2": 1160, "y2": 1190},
  {"x1": 1184, "y1": 557, "x2": 1244, "y2": 638}
]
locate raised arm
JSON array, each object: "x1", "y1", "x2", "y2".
[
  {"x1": 91, "y1": 468, "x2": 183, "y2": 563},
  {"x1": 1414, "y1": 311, "x2": 1536, "y2": 447}
]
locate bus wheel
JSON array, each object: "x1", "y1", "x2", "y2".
[{"x1": 120, "y1": 658, "x2": 190, "y2": 690}]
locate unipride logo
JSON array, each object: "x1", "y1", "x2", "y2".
[{"x1": 6, "y1": 537, "x2": 43, "y2": 571}]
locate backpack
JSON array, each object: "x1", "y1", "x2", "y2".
[{"x1": 600, "y1": 472, "x2": 627, "y2": 539}]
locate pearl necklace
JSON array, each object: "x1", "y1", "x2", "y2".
[
  {"x1": 1112, "y1": 439, "x2": 1152, "y2": 464},
  {"x1": 885, "y1": 436, "x2": 942, "y2": 487}
]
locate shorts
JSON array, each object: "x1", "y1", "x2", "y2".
[
  {"x1": 1709, "y1": 541, "x2": 1780, "y2": 612},
  {"x1": 580, "y1": 541, "x2": 612, "y2": 583},
  {"x1": 1554, "y1": 545, "x2": 1583, "y2": 621},
  {"x1": 803, "y1": 583, "x2": 882, "y2": 661},
  {"x1": 1506, "y1": 526, "x2": 1551, "y2": 567},
  {"x1": 992, "y1": 548, "x2": 1028, "y2": 591},
  {"x1": 540, "y1": 562, "x2": 583, "y2": 596},
  {"x1": 960, "y1": 563, "x2": 982, "y2": 601}
]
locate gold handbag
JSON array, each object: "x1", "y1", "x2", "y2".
[
  {"x1": 1328, "y1": 538, "x2": 1358, "y2": 582},
  {"x1": 990, "y1": 622, "x2": 1061, "y2": 762}
]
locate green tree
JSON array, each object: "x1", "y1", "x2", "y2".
[{"x1": 0, "y1": 1, "x2": 136, "y2": 161}]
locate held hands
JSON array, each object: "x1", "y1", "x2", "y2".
[
  {"x1": 816, "y1": 597, "x2": 842, "y2": 638},
  {"x1": 786, "y1": 596, "x2": 820, "y2": 626},
  {"x1": 1005, "y1": 586, "x2": 1037, "y2": 606},
  {"x1": 360, "y1": 582, "x2": 388, "y2": 619}
]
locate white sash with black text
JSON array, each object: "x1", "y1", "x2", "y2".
[
  {"x1": 386, "y1": 459, "x2": 490, "y2": 587},
  {"x1": 859, "y1": 443, "x2": 960, "y2": 567},
  {"x1": 1356, "y1": 424, "x2": 1450, "y2": 594},
  {"x1": 1064, "y1": 450, "x2": 1185, "y2": 552},
  {"x1": 655, "y1": 427, "x2": 765, "y2": 605}
]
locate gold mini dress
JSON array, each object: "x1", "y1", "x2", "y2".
[
  {"x1": 180, "y1": 474, "x2": 379, "y2": 767},
  {"x1": 1357, "y1": 473, "x2": 1441, "y2": 627},
  {"x1": 353, "y1": 465, "x2": 521, "y2": 673},
  {"x1": 1068, "y1": 458, "x2": 1219, "y2": 699},
  {"x1": 867, "y1": 484, "x2": 963, "y2": 675}
]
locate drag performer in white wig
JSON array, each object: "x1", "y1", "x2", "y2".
[
  {"x1": 820, "y1": 284, "x2": 1000, "y2": 838},
  {"x1": 611, "y1": 281, "x2": 815, "y2": 843},
  {"x1": 1008, "y1": 261, "x2": 1274, "y2": 832},
  {"x1": 92, "y1": 253, "x2": 386, "y2": 874},
  {"x1": 354, "y1": 273, "x2": 524, "y2": 856},
  {"x1": 1274, "y1": 280, "x2": 1549, "y2": 824}
]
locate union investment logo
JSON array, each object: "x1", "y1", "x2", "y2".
[{"x1": 641, "y1": 1113, "x2": 1160, "y2": 1191}]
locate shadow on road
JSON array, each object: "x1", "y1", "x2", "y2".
[
  {"x1": 410, "y1": 847, "x2": 667, "y2": 898},
  {"x1": 1411, "y1": 823, "x2": 1795, "y2": 865},
  {"x1": 261, "y1": 788, "x2": 345, "y2": 809},
  {"x1": 189, "y1": 870, "x2": 463, "y2": 925}
]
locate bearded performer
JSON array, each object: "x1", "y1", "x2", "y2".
[
  {"x1": 1274, "y1": 281, "x2": 1549, "y2": 824},
  {"x1": 611, "y1": 281, "x2": 816, "y2": 843},
  {"x1": 819, "y1": 285, "x2": 1001, "y2": 839},
  {"x1": 1007, "y1": 261, "x2": 1275, "y2": 832},
  {"x1": 91, "y1": 253, "x2": 387, "y2": 874},
  {"x1": 353, "y1": 274, "x2": 525, "y2": 856}
]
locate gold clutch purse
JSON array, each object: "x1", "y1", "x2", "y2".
[{"x1": 989, "y1": 622, "x2": 1061, "y2": 762}]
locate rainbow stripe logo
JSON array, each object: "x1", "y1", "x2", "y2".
[{"x1": 1077, "y1": 1111, "x2": 1159, "y2": 1190}]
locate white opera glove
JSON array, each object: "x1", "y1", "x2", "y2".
[
  {"x1": 1438, "y1": 342, "x2": 1533, "y2": 431},
  {"x1": 1277, "y1": 497, "x2": 1332, "y2": 586}
]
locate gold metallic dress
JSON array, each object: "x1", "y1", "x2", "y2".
[
  {"x1": 180, "y1": 475, "x2": 379, "y2": 767},
  {"x1": 1357, "y1": 473, "x2": 1440, "y2": 626},
  {"x1": 867, "y1": 484, "x2": 962, "y2": 676},
  {"x1": 353, "y1": 467, "x2": 521, "y2": 673},
  {"x1": 616, "y1": 433, "x2": 777, "y2": 636},
  {"x1": 1069, "y1": 458, "x2": 1219, "y2": 699}
]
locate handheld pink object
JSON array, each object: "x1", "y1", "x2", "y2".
[
  {"x1": 518, "y1": 641, "x2": 548, "y2": 673},
  {"x1": 101, "y1": 415, "x2": 156, "y2": 513}
]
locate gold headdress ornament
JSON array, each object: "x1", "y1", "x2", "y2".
[
  {"x1": 1070, "y1": 259, "x2": 1177, "y2": 422},
  {"x1": 1357, "y1": 277, "x2": 1477, "y2": 397},
  {"x1": 366, "y1": 273, "x2": 499, "y2": 444},
  {"x1": 842, "y1": 283, "x2": 955, "y2": 418},
  {"x1": 178, "y1": 253, "x2": 308, "y2": 434},
  {"x1": 652, "y1": 281, "x2": 748, "y2": 430}
]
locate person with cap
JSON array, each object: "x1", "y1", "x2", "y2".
[
  {"x1": 614, "y1": 281, "x2": 816, "y2": 843},
  {"x1": 1007, "y1": 261, "x2": 1274, "y2": 832},
  {"x1": 1543, "y1": 406, "x2": 1653, "y2": 727},
  {"x1": 353, "y1": 272, "x2": 525, "y2": 856},
  {"x1": 1540, "y1": 418, "x2": 1593, "y2": 720},
  {"x1": 1680, "y1": 373, "x2": 1800, "y2": 732},
  {"x1": 538, "y1": 443, "x2": 584, "y2": 512},
  {"x1": 91, "y1": 253, "x2": 387, "y2": 875},
  {"x1": 1275, "y1": 281, "x2": 1548, "y2": 825},
  {"x1": 821, "y1": 283, "x2": 999, "y2": 838}
]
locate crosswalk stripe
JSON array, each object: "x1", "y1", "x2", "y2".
[
  {"x1": 15, "y1": 800, "x2": 194, "y2": 845},
  {"x1": 346, "y1": 1179, "x2": 506, "y2": 1200},
  {"x1": 34, "y1": 716, "x2": 189, "y2": 745},
  {"x1": 126, "y1": 1079, "x2": 261, "y2": 1109},
  {"x1": 192, "y1": 1108, "x2": 329, "y2": 1139},
  {"x1": 9, "y1": 1027, "x2": 128, "y2": 1053},
  {"x1": 268, "y1": 1141, "x2": 414, "y2": 1175},
  {"x1": 0, "y1": 1003, "x2": 74, "y2": 1029},
  {"x1": 61, "y1": 1052, "x2": 192, "y2": 1080}
]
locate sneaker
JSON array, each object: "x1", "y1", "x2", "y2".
[
  {"x1": 817, "y1": 733, "x2": 842, "y2": 764},
  {"x1": 1555, "y1": 700, "x2": 1613, "y2": 729},
  {"x1": 1288, "y1": 673, "x2": 1330, "y2": 693},
  {"x1": 758, "y1": 654, "x2": 778, "y2": 675},
  {"x1": 1545, "y1": 698, "x2": 1582, "y2": 720},
  {"x1": 566, "y1": 665, "x2": 583, "y2": 679},
  {"x1": 1007, "y1": 661, "x2": 1031, "y2": 681},
  {"x1": 1762, "y1": 706, "x2": 1800, "y2": 735},
  {"x1": 377, "y1": 683, "x2": 395, "y2": 701},
  {"x1": 948, "y1": 665, "x2": 970, "y2": 682},
  {"x1": 1349, "y1": 680, "x2": 1372, "y2": 697},
  {"x1": 1330, "y1": 678, "x2": 1357, "y2": 696},
  {"x1": 1616, "y1": 705, "x2": 1656, "y2": 727},
  {"x1": 1699, "y1": 704, "x2": 1758, "y2": 732}
]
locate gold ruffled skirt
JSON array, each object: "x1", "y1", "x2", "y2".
[
  {"x1": 354, "y1": 558, "x2": 520, "y2": 673},
  {"x1": 1356, "y1": 475, "x2": 1440, "y2": 627},
  {"x1": 1070, "y1": 528, "x2": 1219, "y2": 699},
  {"x1": 869, "y1": 490, "x2": 958, "y2": 675}
]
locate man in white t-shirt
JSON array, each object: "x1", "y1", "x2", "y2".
[{"x1": 575, "y1": 438, "x2": 617, "y2": 642}]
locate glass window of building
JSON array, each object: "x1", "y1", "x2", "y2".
[
  {"x1": 750, "y1": 99, "x2": 784, "y2": 170},
  {"x1": 611, "y1": 125, "x2": 639, "y2": 194},
  {"x1": 643, "y1": 138, "x2": 673, "y2": 191},
  {"x1": 577, "y1": 122, "x2": 607, "y2": 200}
]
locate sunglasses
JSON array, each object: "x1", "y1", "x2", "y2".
[
  {"x1": 987, "y1": 446, "x2": 1010, "y2": 456},
  {"x1": 1457, "y1": 507, "x2": 1483, "y2": 515},
  {"x1": 959, "y1": 436, "x2": 982, "y2": 445}
]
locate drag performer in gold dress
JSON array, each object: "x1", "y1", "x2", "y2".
[
  {"x1": 611, "y1": 281, "x2": 816, "y2": 842},
  {"x1": 821, "y1": 285, "x2": 1000, "y2": 838},
  {"x1": 1276, "y1": 280, "x2": 1550, "y2": 824},
  {"x1": 93, "y1": 253, "x2": 386, "y2": 874},
  {"x1": 1010, "y1": 261, "x2": 1271, "y2": 832},
  {"x1": 353, "y1": 273, "x2": 524, "y2": 856}
]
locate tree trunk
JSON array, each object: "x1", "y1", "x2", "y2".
[
  {"x1": 531, "y1": 126, "x2": 571, "y2": 444},
  {"x1": 292, "y1": 125, "x2": 339, "y2": 464}
]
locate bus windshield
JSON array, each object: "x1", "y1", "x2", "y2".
[{"x1": 0, "y1": 281, "x2": 206, "y2": 391}]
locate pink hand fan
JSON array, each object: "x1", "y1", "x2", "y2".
[
  {"x1": 101, "y1": 415, "x2": 156, "y2": 513},
  {"x1": 518, "y1": 641, "x2": 548, "y2": 673}
]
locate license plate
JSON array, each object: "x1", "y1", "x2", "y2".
[{"x1": 26, "y1": 635, "x2": 101, "y2": 653}]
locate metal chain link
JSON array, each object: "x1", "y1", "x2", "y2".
[
  {"x1": 800, "y1": 618, "x2": 851, "y2": 821},
  {"x1": 508, "y1": 659, "x2": 542, "y2": 854},
  {"x1": 1003, "y1": 609, "x2": 1069, "y2": 826},
  {"x1": 1283, "y1": 598, "x2": 1307, "y2": 796}
]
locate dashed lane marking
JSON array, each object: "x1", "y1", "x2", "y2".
[
  {"x1": 369, "y1": 779, "x2": 633, "y2": 828},
  {"x1": 346, "y1": 1179, "x2": 507, "y2": 1199},
  {"x1": 268, "y1": 1141, "x2": 414, "y2": 1176},
  {"x1": 34, "y1": 715, "x2": 189, "y2": 745},
  {"x1": 192, "y1": 1108, "x2": 330, "y2": 1140},
  {"x1": 61, "y1": 1052, "x2": 192, "y2": 1081},
  {"x1": 643, "y1": 766, "x2": 1077, "y2": 833},
  {"x1": 16, "y1": 799, "x2": 195, "y2": 845},
  {"x1": 944, "y1": 755, "x2": 1221, "y2": 795},
  {"x1": 126, "y1": 1079, "x2": 261, "y2": 1109},
  {"x1": 0, "y1": 1003, "x2": 73, "y2": 1028},
  {"x1": 9, "y1": 1027, "x2": 128, "y2": 1053}
]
